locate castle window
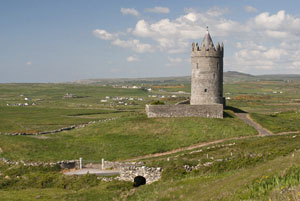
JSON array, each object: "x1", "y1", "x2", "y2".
[
  {"x1": 204, "y1": 89, "x2": 207, "y2": 92},
  {"x1": 196, "y1": 63, "x2": 199, "y2": 69}
]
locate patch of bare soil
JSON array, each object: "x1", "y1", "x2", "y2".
[{"x1": 31, "y1": 135, "x2": 50, "y2": 139}]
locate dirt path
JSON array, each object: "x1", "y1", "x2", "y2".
[
  {"x1": 124, "y1": 135, "x2": 254, "y2": 162},
  {"x1": 276, "y1": 131, "x2": 300, "y2": 135},
  {"x1": 64, "y1": 169, "x2": 119, "y2": 176},
  {"x1": 125, "y1": 113, "x2": 293, "y2": 162},
  {"x1": 234, "y1": 113, "x2": 272, "y2": 136}
]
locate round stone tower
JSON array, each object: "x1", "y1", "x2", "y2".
[{"x1": 190, "y1": 28, "x2": 224, "y2": 105}]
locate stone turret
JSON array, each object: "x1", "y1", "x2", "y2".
[
  {"x1": 145, "y1": 27, "x2": 224, "y2": 119},
  {"x1": 190, "y1": 28, "x2": 224, "y2": 105}
]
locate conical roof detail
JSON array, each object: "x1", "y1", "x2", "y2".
[{"x1": 201, "y1": 27, "x2": 215, "y2": 50}]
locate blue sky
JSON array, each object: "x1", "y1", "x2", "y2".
[{"x1": 1, "y1": 0, "x2": 300, "y2": 82}]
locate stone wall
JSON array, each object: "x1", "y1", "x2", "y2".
[
  {"x1": 0, "y1": 158, "x2": 79, "y2": 169},
  {"x1": 102, "y1": 160, "x2": 162, "y2": 184},
  {"x1": 102, "y1": 160, "x2": 144, "y2": 170},
  {"x1": 145, "y1": 104, "x2": 223, "y2": 118},
  {"x1": 0, "y1": 118, "x2": 117, "y2": 136},
  {"x1": 120, "y1": 166, "x2": 161, "y2": 184}
]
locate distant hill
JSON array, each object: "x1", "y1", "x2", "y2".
[
  {"x1": 74, "y1": 71, "x2": 300, "y2": 85},
  {"x1": 74, "y1": 76, "x2": 191, "y2": 85},
  {"x1": 223, "y1": 71, "x2": 256, "y2": 82}
]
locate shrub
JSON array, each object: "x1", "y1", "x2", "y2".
[{"x1": 151, "y1": 100, "x2": 165, "y2": 105}]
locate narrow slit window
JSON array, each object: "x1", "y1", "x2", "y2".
[
  {"x1": 196, "y1": 63, "x2": 199, "y2": 69},
  {"x1": 204, "y1": 89, "x2": 208, "y2": 92}
]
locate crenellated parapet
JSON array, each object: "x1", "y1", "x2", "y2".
[{"x1": 191, "y1": 42, "x2": 223, "y2": 57}]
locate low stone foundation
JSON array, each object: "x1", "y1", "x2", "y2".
[
  {"x1": 101, "y1": 160, "x2": 161, "y2": 184},
  {"x1": 145, "y1": 104, "x2": 223, "y2": 118},
  {"x1": 120, "y1": 166, "x2": 161, "y2": 184}
]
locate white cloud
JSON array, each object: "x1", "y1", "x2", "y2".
[
  {"x1": 250, "y1": 10, "x2": 300, "y2": 40},
  {"x1": 112, "y1": 38, "x2": 153, "y2": 53},
  {"x1": 265, "y1": 30, "x2": 289, "y2": 39},
  {"x1": 145, "y1": 6, "x2": 170, "y2": 14},
  {"x1": 263, "y1": 48, "x2": 287, "y2": 60},
  {"x1": 232, "y1": 40, "x2": 298, "y2": 73},
  {"x1": 95, "y1": 8, "x2": 300, "y2": 74},
  {"x1": 184, "y1": 13, "x2": 197, "y2": 22},
  {"x1": 121, "y1": 8, "x2": 139, "y2": 17},
  {"x1": 235, "y1": 41, "x2": 266, "y2": 51},
  {"x1": 93, "y1": 29, "x2": 116, "y2": 40},
  {"x1": 292, "y1": 61, "x2": 300, "y2": 68},
  {"x1": 26, "y1": 61, "x2": 32, "y2": 66},
  {"x1": 254, "y1": 10, "x2": 286, "y2": 29},
  {"x1": 206, "y1": 7, "x2": 228, "y2": 17},
  {"x1": 127, "y1": 55, "x2": 139, "y2": 62},
  {"x1": 168, "y1": 57, "x2": 183, "y2": 63},
  {"x1": 132, "y1": 8, "x2": 247, "y2": 53},
  {"x1": 93, "y1": 29, "x2": 153, "y2": 53},
  {"x1": 244, "y1": 6, "x2": 257, "y2": 13},
  {"x1": 166, "y1": 57, "x2": 189, "y2": 66},
  {"x1": 132, "y1": 20, "x2": 152, "y2": 37}
]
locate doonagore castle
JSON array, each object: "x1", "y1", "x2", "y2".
[{"x1": 146, "y1": 28, "x2": 225, "y2": 118}]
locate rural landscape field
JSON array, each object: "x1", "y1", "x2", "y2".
[
  {"x1": 2, "y1": 1, "x2": 300, "y2": 200},
  {"x1": 1, "y1": 72, "x2": 300, "y2": 200}
]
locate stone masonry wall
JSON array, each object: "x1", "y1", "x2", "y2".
[
  {"x1": 102, "y1": 160, "x2": 162, "y2": 184},
  {"x1": 0, "y1": 158, "x2": 79, "y2": 169},
  {"x1": 120, "y1": 166, "x2": 162, "y2": 184},
  {"x1": 145, "y1": 104, "x2": 223, "y2": 118},
  {"x1": 0, "y1": 118, "x2": 117, "y2": 136},
  {"x1": 102, "y1": 160, "x2": 144, "y2": 170}
]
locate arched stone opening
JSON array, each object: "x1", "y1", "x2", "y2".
[{"x1": 133, "y1": 176, "x2": 146, "y2": 187}]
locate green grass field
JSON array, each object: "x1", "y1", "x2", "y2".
[
  {"x1": 1, "y1": 80, "x2": 300, "y2": 200},
  {"x1": 0, "y1": 111, "x2": 256, "y2": 161},
  {"x1": 250, "y1": 111, "x2": 300, "y2": 133},
  {"x1": 1, "y1": 134, "x2": 300, "y2": 201}
]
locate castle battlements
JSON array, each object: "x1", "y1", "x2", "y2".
[{"x1": 191, "y1": 42, "x2": 223, "y2": 57}]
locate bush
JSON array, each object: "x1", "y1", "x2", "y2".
[{"x1": 151, "y1": 100, "x2": 165, "y2": 105}]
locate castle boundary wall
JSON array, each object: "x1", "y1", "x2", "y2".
[{"x1": 145, "y1": 104, "x2": 223, "y2": 119}]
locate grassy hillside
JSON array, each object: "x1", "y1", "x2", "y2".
[
  {"x1": 1, "y1": 134, "x2": 300, "y2": 200},
  {"x1": 1, "y1": 79, "x2": 300, "y2": 200},
  {"x1": 0, "y1": 111, "x2": 256, "y2": 161}
]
